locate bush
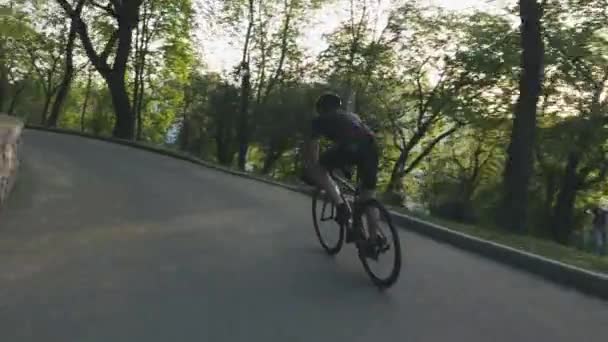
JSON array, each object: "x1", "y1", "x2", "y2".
[{"x1": 430, "y1": 199, "x2": 477, "y2": 223}]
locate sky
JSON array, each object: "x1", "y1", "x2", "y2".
[{"x1": 197, "y1": 0, "x2": 515, "y2": 73}]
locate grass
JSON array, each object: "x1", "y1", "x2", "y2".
[{"x1": 393, "y1": 207, "x2": 608, "y2": 275}]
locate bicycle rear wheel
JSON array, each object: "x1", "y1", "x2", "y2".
[
  {"x1": 312, "y1": 189, "x2": 345, "y2": 255},
  {"x1": 356, "y1": 199, "x2": 402, "y2": 288}
]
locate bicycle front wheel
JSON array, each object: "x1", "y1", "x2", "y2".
[
  {"x1": 312, "y1": 189, "x2": 345, "y2": 255},
  {"x1": 356, "y1": 199, "x2": 402, "y2": 288}
]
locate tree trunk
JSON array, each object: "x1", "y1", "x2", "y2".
[
  {"x1": 262, "y1": 144, "x2": 283, "y2": 175},
  {"x1": 236, "y1": 0, "x2": 255, "y2": 171},
  {"x1": 541, "y1": 170, "x2": 557, "y2": 232},
  {"x1": 80, "y1": 69, "x2": 93, "y2": 132},
  {"x1": 7, "y1": 82, "x2": 26, "y2": 115},
  {"x1": 237, "y1": 64, "x2": 251, "y2": 170},
  {"x1": 40, "y1": 94, "x2": 52, "y2": 125},
  {"x1": 179, "y1": 120, "x2": 190, "y2": 151},
  {"x1": 135, "y1": 79, "x2": 145, "y2": 140},
  {"x1": 0, "y1": 60, "x2": 8, "y2": 111},
  {"x1": 106, "y1": 73, "x2": 135, "y2": 139},
  {"x1": 215, "y1": 113, "x2": 232, "y2": 165},
  {"x1": 133, "y1": 1, "x2": 150, "y2": 141},
  {"x1": 47, "y1": 22, "x2": 78, "y2": 127},
  {"x1": 501, "y1": 0, "x2": 543, "y2": 232},
  {"x1": 216, "y1": 133, "x2": 234, "y2": 166},
  {"x1": 551, "y1": 153, "x2": 580, "y2": 244},
  {"x1": 178, "y1": 85, "x2": 193, "y2": 151},
  {"x1": 386, "y1": 150, "x2": 408, "y2": 194},
  {"x1": 179, "y1": 113, "x2": 190, "y2": 152},
  {"x1": 132, "y1": 13, "x2": 142, "y2": 139}
]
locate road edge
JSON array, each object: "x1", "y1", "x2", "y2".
[{"x1": 25, "y1": 125, "x2": 608, "y2": 301}]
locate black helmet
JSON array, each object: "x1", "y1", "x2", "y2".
[{"x1": 315, "y1": 93, "x2": 342, "y2": 114}]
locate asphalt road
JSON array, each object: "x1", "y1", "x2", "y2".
[{"x1": 0, "y1": 130, "x2": 606, "y2": 342}]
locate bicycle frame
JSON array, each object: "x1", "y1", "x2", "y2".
[
  {"x1": 317, "y1": 169, "x2": 358, "y2": 224},
  {"x1": 330, "y1": 169, "x2": 359, "y2": 199}
]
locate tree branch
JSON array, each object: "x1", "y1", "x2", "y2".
[
  {"x1": 402, "y1": 124, "x2": 461, "y2": 176},
  {"x1": 477, "y1": 132, "x2": 496, "y2": 173},
  {"x1": 391, "y1": 116, "x2": 407, "y2": 151},
  {"x1": 471, "y1": 139, "x2": 484, "y2": 171},
  {"x1": 419, "y1": 62, "x2": 450, "y2": 121},
  {"x1": 26, "y1": 47, "x2": 47, "y2": 92},
  {"x1": 55, "y1": 0, "x2": 76, "y2": 16},
  {"x1": 263, "y1": 0, "x2": 293, "y2": 102},
  {"x1": 49, "y1": 54, "x2": 63, "y2": 94},
  {"x1": 56, "y1": 0, "x2": 111, "y2": 75},
  {"x1": 100, "y1": 30, "x2": 119, "y2": 62},
  {"x1": 241, "y1": 0, "x2": 255, "y2": 66},
  {"x1": 451, "y1": 148, "x2": 466, "y2": 172},
  {"x1": 89, "y1": 0, "x2": 117, "y2": 17},
  {"x1": 415, "y1": 65, "x2": 426, "y2": 128},
  {"x1": 75, "y1": 17, "x2": 112, "y2": 75}
]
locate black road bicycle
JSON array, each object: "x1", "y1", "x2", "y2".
[{"x1": 311, "y1": 168, "x2": 402, "y2": 288}]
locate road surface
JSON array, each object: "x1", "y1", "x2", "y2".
[{"x1": 1, "y1": 130, "x2": 606, "y2": 342}]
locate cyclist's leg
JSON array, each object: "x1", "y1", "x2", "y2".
[
  {"x1": 316, "y1": 144, "x2": 350, "y2": 206},
  {"x1": 318, "y1": 143, "x2": 359, "y2": 227},
  {"x1": 356, "y1": 139, "x2": 381, "y2": 241}
]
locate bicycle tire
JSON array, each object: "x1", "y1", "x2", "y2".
[
  {"x1": 312, "y1": 189, "x2": 345, "y2": 255},
  {"x1": 356, "y1": 199, "x2": 402, "y2": 288}
]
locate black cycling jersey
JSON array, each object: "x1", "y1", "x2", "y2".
[
  {"x1": 309, "y1": 109, "x2": 378, "y2": 190},
  {"x1": 310, "y1": 110, "x2": 374, "y2": 143}
]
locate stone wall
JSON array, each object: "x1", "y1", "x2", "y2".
[{"x1": 0, "y1": 114, "x2": 23, "y2": 210}]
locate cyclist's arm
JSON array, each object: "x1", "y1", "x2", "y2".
[
  {"x1": 302, "y1": 124, "x2": 343, "y2": 205},
  {"x1": 303, "y1": 118, "x2": 321, "y2": 170},
  {"x1": 302, "y1": 137, "x2": 319, "y2": 170}
]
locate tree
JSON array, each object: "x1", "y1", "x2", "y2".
[
  {"x1": 218, "y1": 0, "x2": 321, "y2": 170},
  {"x1": 318, "y1": 0, "x2": 396, "y2": 112},
  {"x1": 130, "y1": 0, "x2": 194, "y2": 140},
  {"x1": 177, "y1": 71, "x2": 240, "y2": 164},
  {"x1": 530, "y1": 0, "x2": 608, "y2": 242},
  {"x1": 47, "y1": 2, "x2": 84, "y2": 127},
  {"x1": 255, "y1": 84, "x2": 317, "y2": 174},
  {"x1": 500, "y1": 0, "x2": 545, "y2": 232},
  {"x1": 79, "y1": 66, "x2": 94, "y2": 131},
  {"x1": 56, "y1": 0, "x2": 145, "y2": 139},
  {"x1": 0, "y1": 4, "x2": 35, "y2": 114},
  {"x1": 25, "y1": 21, "x2": 66, "y2": 123},
  {"x1": 383, "y1": 7, "x2": 518, "y2": 196}
]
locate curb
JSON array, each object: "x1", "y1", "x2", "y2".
[
  {"x1": 24, "y1": 126, "x2": 608, "y2": 301},
  {"x1": 390, "y1": 213, "x2": 608, "y2": 300}
]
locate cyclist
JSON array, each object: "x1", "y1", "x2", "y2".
[{"x1": 302, "y1": 92, "x2": 381, "y2": 249}]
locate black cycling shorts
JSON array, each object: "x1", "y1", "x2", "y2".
[{"x1": 319, "y1": 136, "x2": 379, "y2": 191}]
